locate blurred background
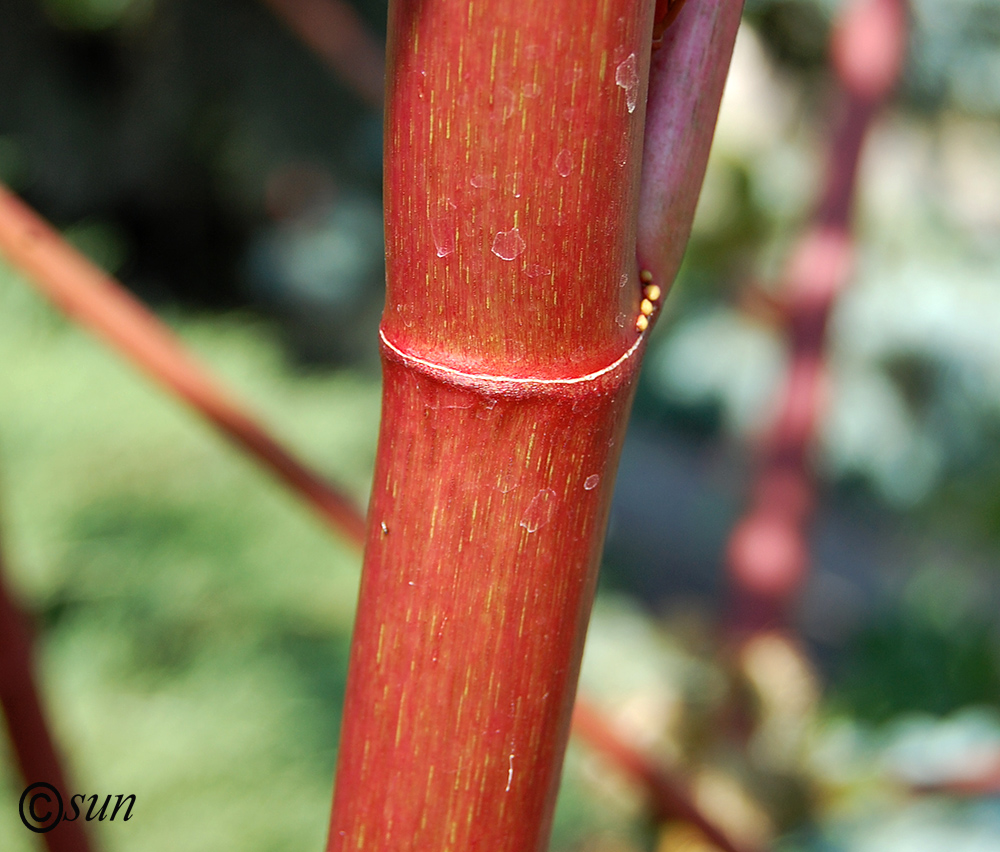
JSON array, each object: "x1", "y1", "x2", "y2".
[{"x1": 1, "y1": 0, "x2": 999, "y2": 850}]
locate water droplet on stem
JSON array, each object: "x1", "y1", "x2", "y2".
[{"x1": 491, "y1": 228, "x2": 526, "y2": 261}]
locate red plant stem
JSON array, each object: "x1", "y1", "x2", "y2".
[
  {"x1": 0, "y1": 184, "x2": 736, "y2": 843},
  {"x1": 1, "y1": 3, "x2": 746, "y2": 833},
  {"x1": 726, "y1": 0, "x2": 907, "y2": 632},
  {"x1": 0, "y1": 184, "x2": 367, "y2": 548},
  {"x1": 328, "y1": 366, "x2": 639, "y2": 851},
  {"x1": 0, "y1": 541, "x2": 94, "y2": 852},
  {"x1": 324, "y1": 1, "x2": 667, "y2": 847},
  {"x1": 261, "y1": 0, "x2": 386, "y2": 109},
  {"x1": 572, "y1": 702, "x2": 759, "y2": 852}
]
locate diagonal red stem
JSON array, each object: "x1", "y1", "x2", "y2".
[
  {"x1": 0, "y1": 184, "x2": 367, "y2": 548},
  {"x1": 572, "y1": 701, "x2": 760, "y2": 852},
  {"x1": 261, "y1": 0, "x2": 386, "y2": 108}
]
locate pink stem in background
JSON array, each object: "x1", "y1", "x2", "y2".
[
  {"x1": 726, "y1": 0, "x2": 908, "y2": 633},
  {"x1": 910, "y1": 758, "x2": 1000, "y2": 797}
]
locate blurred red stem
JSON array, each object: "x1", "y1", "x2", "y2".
[
  {"x1": 0, "y1": 185, "x2": 367, "y2": 548},
  {"x1": 726, "y1": 0, "x2": 906, "y2": 633},
  {"x1": 910, "y1": 762, "x2": 1000, "y2": 797},
  {"x1": 814, "y1": 97, "x2": 876, "y2": 229},
  {"x1": 0, "y1": 539, "x2": 95, "y2": 852},
  {"x1": 261, "y1": 0, "x2": 385, "y2": 108},
  {"x1": 572, "y1": 702, "x2": 759, "y2": 852}
]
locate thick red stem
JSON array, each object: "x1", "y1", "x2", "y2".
[
  {"x1": 329, "y1": 362, "x2": 638, "y2": 851},
  {"x1": 0, "y1": 3, "x2": 753, "y2": 839},
  {"x1": 0, "y1": 183, "x2": 736, "y2": 840},
  {"x1": 326, "y1": 1, "x2": 660, "y2": 848}
]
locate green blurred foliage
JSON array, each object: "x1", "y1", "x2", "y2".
[{"x1": 831, "y1": 567, "x2": 1000, "y2": 722}]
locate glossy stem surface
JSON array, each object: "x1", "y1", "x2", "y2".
[{"x1": 327, "y1": 1, "x2": 654, "y2": 848}]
